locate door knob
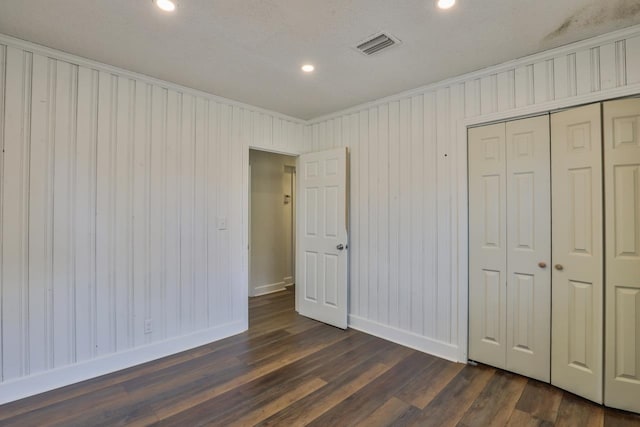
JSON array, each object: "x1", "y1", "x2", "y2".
[
  {"x1": 555, "y1": 264, "x2": 564, "y2": 271},
  {"x1": 538, "y1": 262, "x2": 547, "y2": 269},
  {"x1": 337, "y1": 244, "x2": 345, "y2": 250}
]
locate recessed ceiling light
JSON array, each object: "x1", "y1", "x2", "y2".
[
  {"x1": 301, "y1": 64, "x2": 315, "y2": 73},
  {"x1": 155, "y1": 0, "x2": 176, "y2": 12},
  {"x1": 437, "y1": 0, "x2": 455, "y2": 9}
]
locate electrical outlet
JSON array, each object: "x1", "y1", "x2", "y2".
[{"x1": 144, "y1": 319, "x2": 152, "y2": 334}]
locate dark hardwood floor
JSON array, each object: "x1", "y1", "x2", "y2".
[{"x1": 1, "y1": 288, "x2": 639, "y2": 426}]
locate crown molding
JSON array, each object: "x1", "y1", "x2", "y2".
[{"x1": 0, "y1": 33, "x2": 307, "y2": 125}]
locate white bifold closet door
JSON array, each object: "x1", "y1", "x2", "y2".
[
  {"x1": 469, "y1": 115, "x2": 551, "y2": 382},
  {"x1": 603, "y1": 98, "x2": 640, "y2": 413},
  {"x1": 551, "y1": 103, "x2": 603, "y2": 404}
]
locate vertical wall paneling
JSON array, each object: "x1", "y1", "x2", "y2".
[
  {"x1": 410, "y1": 95, "x2": 424, "y2": 334},
  {"x1": 0, "y1": 44, "x2": 5, "y2": 381},
  {"x1": 423, "y1": 92, "x2": 437, "y2": 338},
  {"x1": 480, "y1": 75, "x2": 497, "y2": 115},
  {"x1": 554, "y1": 55, "x2": 569, "y2": 99},
  {"x1": 600, "y1": 43, "x2": 617, "y2": 90},
  {"x1": 368, "y1": 108, "x2": 379, "y2": 322},
  {"x1": 230, "y1": 106, "x2": 244, "y2": 321},
  {"x1": 217, "y1": 103, "x2": 231, "y2": 323},
  {"x1": 464, "y1": 79, "x2": 480, "y2": 118},
  {"x1": 590, "y1": 48, "x2": 601, "y2": 92},
  {"x1": 628, "y1": 35, "x2": 640, "y2": 84},
  {"x1": 165, "y1": 90, "x2": 181, "y2": 336},
  {"x1": 576, "y1": 49, "x2": 592, "y2": 95},
  {"x1": 436, "y1": 88, "x2": 452, "y2": 342},
  {"x1": 398, "y1": 99, "x2": 411, "y2": 330},
  {"x1": 307, "y1": 25, "x2": 640, "y2": 363},
  {"x1": 0, "y1": 35, "x2": 307, "y2": 402},
  {"x1": 358, "y1": 110, "x2": 369, "y2": 319},
  {"x1": 27, "y1": 53, "x2": 51, "y2": 374},
  {"x1": 348, "y1": 113, "x2": 359, "y2": 315},
  {"x1": 115, "y1": 77, "x2": 133, "y2": 350},
  {"x1": 179, "y1": 94, "x2": 195, "y2": 333},
  {"x1": 52, "y1": 59, "x2": 79, "y2": 367},
  {"x1": 207, "y1": 102, "x2": 219, "y2": 327},
  {"x1": 2, "y1": 46, "x2": 31, "y2": 380},
  {"x1": 96, "y1": 71, "x2": 114, "y2": 355},
  {"x1": 533, "y1": 59, "x2": 554, "y2": 104},
  {"x1": 377, "y1": 105, "x2": 389, "y2": 325},
  {"x1": 193, "y1": 97, "x2": 208, "y2": 329},
  {"x1": 388, "y1": 103, "x2": 400, "y2": 328},
  {"x1": 497, "y1": 70, "x2": 515, "y2": 112},
  {"x1": 449, "y1": 83, "x2": 464, "y2": 346},
  {"x1": 74, "y1": 66, "x2": 98, "y2": 362},
  {"x1": 616, "y1": 40, "x2": 627, "y2": 87},
  {"x1": 150, "y1": 85, "x2": 168, "y2": 338}
]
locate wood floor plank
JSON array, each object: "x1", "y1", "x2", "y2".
[
  {"x1": 457, "y1": 369, "x2": 527, "y2": 427},
  {"x1": 257, "y1": 360, "x2": 392, "y2": 426},
  {"x1": 151, "y1": 326, "x2": 354, "y2": 420},
  {"x1": 354, "y1": 397, "x2": 413, "y2": 427},
  {"x1": 604, "y1": 409, "x2": 640, "y2": 427},
  {"x1": 306, "y1": 351, "x2": 438, "y2": 427},
  {"x1": 395, "y1": 356, "x2": 464, "y2": 409},
  {"x1": 153, "y1": 332, "x2": 374, "y2": 425},
  {"x1": 506, "y1": 409, "x2": 554, "y2": 427},
  {"x1": 515, "y1": 380, "x2": 564, "y2": 423},
  {"x1": 402, "y1": 364, "x2": 496, "y2": 427},
  {"x1": 555, "y1": 393, "x2": 604, "y2": 427},
  {"x1": 226, "y1": 377, "x2": 327, "y2": 427}
]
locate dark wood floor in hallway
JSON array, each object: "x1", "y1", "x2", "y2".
[{"x1": 1, "y1": 288, "x2": 639, "y2": 426}]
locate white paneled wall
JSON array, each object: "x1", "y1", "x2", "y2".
[
  {"x1": 307, "y1": 26, "x2": 640, "y2": 361},
  {"x1": 0, "y1": 35, "x2": 305, "y2": 401}
]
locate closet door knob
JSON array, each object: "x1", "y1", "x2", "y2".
[
  {"x1": 555, "y1": 264, "x2": 564, "y2": 271},
  {"x1": 538, "y1": 262, "x2": 547, "y2": 268}
]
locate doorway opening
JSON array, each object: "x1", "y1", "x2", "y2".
[{"x1": 248, "y1": 149, "x2": 297, "y2": 314}]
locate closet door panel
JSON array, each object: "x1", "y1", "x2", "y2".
[
  {"x1": 505, "y1": 115, "x2": 551, "y2": 382},
  {"x1": 551, "y1": 103, "x2": 603, "y2": 403},
  {"x1": 604, "y1": 98, "x2": 640, "y2": 413},
  {"x1": 468, "y1": 123, "x2": 507, "y2": 368}
]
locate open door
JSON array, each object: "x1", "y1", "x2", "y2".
[{"x1": 296, "y1": 147, "x2": 349, "y2": 329}]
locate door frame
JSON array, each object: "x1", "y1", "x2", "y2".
[
  {"x1": 246, "y1": 147, "x2": 300, "y2": 301},
  {"x1": 457, "y1": 86, "x2": 640, "y2": 363}
]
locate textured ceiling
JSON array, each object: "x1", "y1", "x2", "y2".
[{"x1": 0, "y1": 0, "x2": 639, "y2": 119}]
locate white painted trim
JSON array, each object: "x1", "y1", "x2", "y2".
[
  {"x1": 252, "y1": 281, "x2": 288, "y2": 297},
  {"x1": 309, "y1": 24, "x2": 640, "y2": 123},
  {"x1": 0, "y1": 321, "x2": 246, "y2": 405},
  {"x1": 348, "y1": 315, "x2": 460, "y2": 363},
  {"x1": 284, "y1": 276, "x2": 294, "y2": 286},
  {"x1": 454, "y1": 83, "x2": 640, "y2": 363},
  {"x1": 0, "y1": 33, "x2": 307, "y2": 125}
]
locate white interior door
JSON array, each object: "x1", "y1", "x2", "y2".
[
  {"x1": 603, "y1": 98, "x2": 640, "y2": 413},
  {"x1": 551, "y1": 103, "x2": 603, "y2": 403},
  {"x1": 505, "y1": 115, "x2": 551, "y2": 382},
  {"x1": 468, "y1": 123, "x2": 508, "y2": 368},
  {"x1": 296, "y1": 147, "x2": 349, "y2": 329}
]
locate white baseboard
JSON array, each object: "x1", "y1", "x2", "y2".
[
  {"x1": 252, "y1": 281, "x2": 287, "y2": 297},
  {"x1": 348, "y1": 315, "x2": 461, "y2": 363},
  {"x1": 0, "y1": 320, "x2": 246, "y2": 405},
  {"x1": 283, "y1": 276, "x2": 294, "y2": 286}
]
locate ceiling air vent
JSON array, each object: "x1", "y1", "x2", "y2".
[{"x1": 354, "y1": 32, "x2": 401, "y2": 56}]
